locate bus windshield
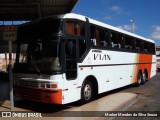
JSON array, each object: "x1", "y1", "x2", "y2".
[{"x1": 15, "y1": 19, "x2": 62, "y2": 74}]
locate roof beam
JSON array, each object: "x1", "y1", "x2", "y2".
[{"x1": 0, "y1": 0, "x2": 78, "y2": 21}]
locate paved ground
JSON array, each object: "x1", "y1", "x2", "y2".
[
  {"x1": 0, "y1": 73, "x2": 160, "y2": 120},
  {"x1": 114, "y1": 73, "x2": 160, "y2": 120},
  {"x1": 0, "y1": 80, "x2": 9, "y2": 106}
]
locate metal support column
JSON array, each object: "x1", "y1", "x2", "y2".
[{"x1": 9, "y1": 38, "x2": 14, "y2": 110}]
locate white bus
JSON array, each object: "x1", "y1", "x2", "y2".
[
  {"x1": 13, "y1": 13, "x2": 156, "y2": 104},
  {"x1": 156, "y1": 46, "x2": 160, "y2": 71}
]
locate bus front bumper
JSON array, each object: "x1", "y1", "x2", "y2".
[{"x1": 14, "y1": 86, "x2": 62, "y2": 104}]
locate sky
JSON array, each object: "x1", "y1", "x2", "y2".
[{"x1": 72, "y1": 0, "x2": 160, "y2": 46}]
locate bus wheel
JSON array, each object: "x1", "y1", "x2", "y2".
[
  {"x1": 81, "y1": 80, "x2": 93, "y2": 104},
  {"x1": 136, "y1": 72, "x2": 142, "y2": 87},
  {"x1": 142, "y1": 71, "x2": 147, "y2": 85}
]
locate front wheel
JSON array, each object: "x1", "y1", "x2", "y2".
[{"x1": 81, "y1": 80, "x2": 93, "y2": 104}]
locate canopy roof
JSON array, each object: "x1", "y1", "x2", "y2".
[{"x1": 0, "y1": 0, "x2": 78, "y2": 21}]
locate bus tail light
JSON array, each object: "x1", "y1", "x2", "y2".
[{"x1": 51, "y1": 84, "x2": 58, "y2": 89}]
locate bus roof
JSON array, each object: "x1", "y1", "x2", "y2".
[
  {"x1": 20, "y1": 13, "x2": 155, "y2": 44},
  {"x1": 62, "y1": 13, "x2": 155, "y2": 44}
]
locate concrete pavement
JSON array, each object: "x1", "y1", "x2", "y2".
[
  {"x1": 113, "y1": 73, "x2": 160, "y2": 120},
  {"x1": 0, "y1": 87, "x2": 138, "y2": 120}
]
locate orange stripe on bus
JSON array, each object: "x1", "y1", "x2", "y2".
[
  {"x1": 131, "y1": 54, "x2": 152, "y2": 83},
  {"x1": 137, "y1": 54, "x2": 152, "y2": 79}
]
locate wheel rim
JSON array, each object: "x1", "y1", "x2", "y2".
[
  {"x1": 84, "y1": 84, "x2": 92, "y2": 101},
  {"x1": 138, "y1": 74, "x2": 141, "y2": 84}
]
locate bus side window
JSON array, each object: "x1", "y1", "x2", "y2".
[
  {"x1": 125, "y1": 36, "x2": 132, "y2": 50},
  {"x1": 132, "y1": 38, "x2": 136, "y2": 51},
  {"x1": 140, "y1": 41, "x2": 144, "y2": 52},
  {"x1": 95, "y1": 29, "x2": 100, "y2": 46},
  {"x1": 105, "y1": 31, "x2": 110, "y2": 48},
  {"x1": 111, "y1": 31, "x2": 118, "y2": 48},
  {"x1": 151, "y1": 43, "x2": 156, "y2": 54},
  {"x1": 144, "y1": 42, "x2": 148, "y2": 53},
  {"x1": 90, "y1": 26, "x2": 100, "y2": 46},
  {"x1": 90, "y1": 26, "x2": 96, "y2": 46},
  {"x1": 118, "y1": 34, "x2": 124, "y2": 49},
  {"x1": 99, "y1": 28, "x2": 106, "y2": 47},
  {"x1": 135, "y1": 40, "x2": 143, "y2": 52},
  {"x1": 148, "y1": 43, "x2": 151, "y2": 53}
]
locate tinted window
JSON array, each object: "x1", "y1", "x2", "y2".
[
  {"x1": 118, "y1": 33, "x2": 125, "y2": 48},
  {"x1": 125, "y1": 36, "x2": 132, "y2": 50},
  {"x1": 90, "y1": 25, "x2": 100, "y2": 46},
  {"x1": 66, "y1": 21, "x2": 85, "y2": 36}
]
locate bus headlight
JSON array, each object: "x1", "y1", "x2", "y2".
[{"x1": 39, "y1": 82, "x2": 58, "y2": 90}]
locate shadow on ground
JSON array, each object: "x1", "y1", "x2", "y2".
[{"x1": 14, "y1": 84, "x2": 136, "y2": 113}]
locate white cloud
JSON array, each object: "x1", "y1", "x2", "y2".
[
  {"x1": 103, "y1": 5, "x2": 129, "y2": 21},
  {"x1": 149, "y1": 25, "x2": 160, "y2": 40},
  {"x1": 117, "y1": 24, "x2": 137, "y2": 32},
  {"x1": 103, "y1": 16, "x2": 112, "y2": 20},
  {"x1": 111, "y1": 6, "x2": 125, "y2": 14}
]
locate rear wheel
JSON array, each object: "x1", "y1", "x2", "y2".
[
  {"x1": 81, "y1": 80, "x2": 93, "y2": 104},
  {"x1": 135, "y1": 72, "x2": 143, "y2": 87},
  {"x1": 142, "y1": 71, "x2": 148, "y2": 84}
]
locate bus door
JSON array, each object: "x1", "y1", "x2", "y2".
[
  {"x1": 63, "y1": 38, "x2": 79, "y2": 103},
  {"x1": 65, "y1": 39, "x2": 78, "y2": 79}
]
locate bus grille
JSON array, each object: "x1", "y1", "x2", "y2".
[
  {"x1": 18, "y1": 80, "x2": 39, "y2": 88},
  {"x1": 15, "y1": 87, "x2": 41, "y2": 100}
]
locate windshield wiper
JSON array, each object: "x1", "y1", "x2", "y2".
[{"x1": 31, "y1": 56, "x2": 41, "y2": 75}]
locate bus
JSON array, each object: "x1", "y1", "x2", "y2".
[
  {"x1": 13, "y1": 13, "x2": 156, "y2": 104},
  {"x1": 156, "y1": 46, "x2": 160, "y2": 71}
]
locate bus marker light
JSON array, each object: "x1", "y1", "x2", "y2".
[
  {"x1": 51, "y1": 84, "x2": 57, "y2": 89},
  {"x1": 80, "y1": 68, "x2": 83, "y2": 70},
  {"x1": 76, "y1": 86, "x2": 81, "y2": 88},
  {"x1": 63, "y1": 89, "x2": 69, "y2": 91}
]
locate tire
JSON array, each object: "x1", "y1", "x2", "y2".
[
  {"x1": 81, "y1": 80, "x2": 93, "y2": 104},
  {"x1": 142, "y1": 71, "x2": 147, "y2": 84},
  {"x1": 135, "y1": 72, "x2": 143, "y2": 87}
]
